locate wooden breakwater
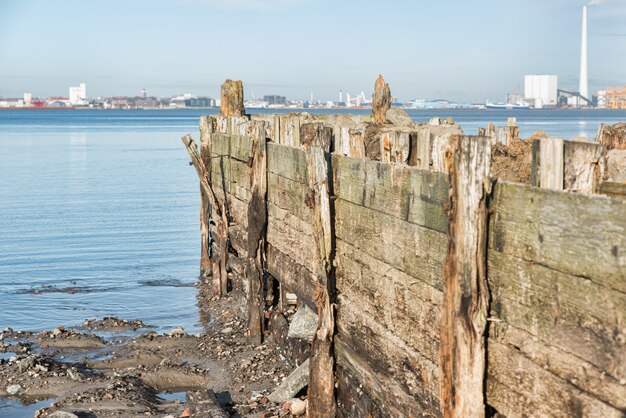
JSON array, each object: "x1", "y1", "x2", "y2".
[{"x1": 183, "y1": 79, "x2": 626, "y2": 417}]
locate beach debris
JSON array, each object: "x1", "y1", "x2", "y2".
[
  {"x1": 268, "y1": 359, "x2": 310, "y2": 403},
  {"x1": 287, "y1": 305, "x2": 318, "y2": 342}
]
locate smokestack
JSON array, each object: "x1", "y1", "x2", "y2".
[{"x1": 579, "y1": 5, "x2": 589, "y2": 101}]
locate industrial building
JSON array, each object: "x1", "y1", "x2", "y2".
[
  {"x1": 69, "y1": 83, "x2": 87, "y2": 106},
  {"x1": 524, "y1": 75, "x2": 558, "y2": 108}
]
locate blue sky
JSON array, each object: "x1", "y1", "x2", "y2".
[{"x1": 0, "y1": 0, "x2": 624, "y2": 102}]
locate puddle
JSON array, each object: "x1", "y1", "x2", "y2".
[
  {"x1": 0, "y1": 398, "x2": 54, "y2": 418},
  {"x1": 0, "y1": 352, "x2": 16, "y2": 361},
  {"x1": 157, "y1": 391, "x2": 187, "y2": 403}
]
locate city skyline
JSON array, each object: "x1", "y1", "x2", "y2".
[{"x1": 1, "y1": 0, "x2": 625, "y2": 102}]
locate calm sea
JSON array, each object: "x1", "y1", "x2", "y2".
[{"x1": 1, "y1": 108, "x2": 625, "y2": 334}]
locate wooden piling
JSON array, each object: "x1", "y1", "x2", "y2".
[
  {"x1": 220, "y1": 79, "x2": 245, "y2": 117},
  {"x1": 246, "y1": 121, "x2": 268, "y2": 345},
  {"x1": 372, "y1": 75, "x2": 391, "y2": 125},
  {"x1": 199, "y1": 116, "x2": 213, "y2": 278},
  {"x1": 302, "y1": 123, "x2": 336, "y2": 418},
  {"x1": 439, "y1": 135, "x2": 492, "y2": 418}
]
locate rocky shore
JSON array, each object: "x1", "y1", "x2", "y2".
[{"x1": 0, "y1": 280, "x2": 312, "y2": 418}]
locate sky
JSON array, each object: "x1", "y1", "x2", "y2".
[{"x1": 0, "y1": 0, "x2": 625, "y2": 102}]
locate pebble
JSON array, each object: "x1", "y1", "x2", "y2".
[
  {"x1": 169, "y1": 327, "x2": 185, "y2": 337},
  {"x1": 221, "y1": 327, "x2": 233, "y2": 334},
  {"x1": 6, "y1": 384, "x2": 22, "y2": 395},
  {"x1": 289, "y1": 398, "x2": 307, "y2": 416},
  {"x1": 47, "y1": 412, "x2": 79, "y2": 418}
]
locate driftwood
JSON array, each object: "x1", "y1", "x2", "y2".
[
  {"x1": 246, "y1": 121, "x2": 268, "y2": 345},
  {"x1": 439, "y1": 135, "x2": 492, "y2": 418},
  {"x1": 187, "y1": 389, "x2": 229, "y2": 418},
  {"x1": 302, "y1": 123, "x2": 336, "y2": 418},
  {"x1": 181, "y1": 134, "x2": 230, "y2": 295},
  {"x1": 268, "y1": 358, "x2": 311, "y2": 403}
]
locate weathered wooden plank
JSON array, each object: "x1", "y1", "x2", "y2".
[
  {"x1": 267, "y1": 172, "x2": 311, "y2": 222},
  {"x1": 332, "y1": 155, "x2": 449, "y2": 233},
  {"x1": 488, "y1": 250, "x2": 626, "y2": 408},
  {"x1": 199, "y1": 117, "x2": 212, "y2": 277},
  {"x1": 335, "y1": 238, "x2": 442, "y2": 363},
  {"x1": 267, "y1": 142, "x2": 308, "y2": 183},
  {"x1": 439, "y1": 135, "x2": 491, "y2": 418},
  {"x1": 487, "y1": 339, "x2": 623, "y2": 418},
  {"x1": 220, "y1": 79, "x2": 245, "y2": 117},
  {"x1": 335, "y1": 198, "x2": 448, "y2": 291},
  {"x1": 335, "y1": 303, "x2": 441, "y2": 416},
  {"x1": 211, "y1": 133, "x2": 231, "y2": 158},
  {"x1": 563, "y1": 141, "x2": 605, "y2": 193},
  {"x1": 266, "y1": 243, "x2": 316, "y2": 310},
  {"x1": 372, "y1": 75, "x2": 391, "y2": 125},
  {"x1": 230, "y1": 134, "x2": 254, "y2": 163},
  {"x1": 266, "y1": 202, "x2": 315, "y2": 273},
  {"x1": 600, "y1": 181, "x2": 626, "y2": 198},
  {"x1": 304, "y1": 139, "x2": 336, "y2": 418},
  {"x1": 539, "y1": 137, "x2": 564, "y2": 190},
  {"x1": 489, "y1": 182, "x2": 626, "y2": 293},
  {"x1": 245, "y1": 121, "x2": 267, "y2": 345}
]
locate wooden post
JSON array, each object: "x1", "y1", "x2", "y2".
[
  {"x1": 181, "y1": 134, "x2": 230, "y2": 296},
  {"x1": 246, "y1": 121, "x2": 268, "y2": 345},
  {"x1": 538, "y1": 137, "x2": 564, "y2": 190},
  {"x1": 220, "y1": 80, "x2": 245, "y2": 117},
  {"x1": 199, "y1": 116, "x2": 213, "y2": 278},
  {"x1": 372, "y1": 75, "x2": 391, "y2": 125},
  {"x1": 563, "y1": 141, "x2": 605, "y2": 193},
  {"x1": 439, "y1": 135, "x2": 492, "y2": 418},
  {"x1": 302, "y1": 123, "x2": 336, "y2": 418}
]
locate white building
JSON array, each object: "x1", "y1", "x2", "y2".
[
  {"x1": 69, "y1": 83, "x2": 87, "y2": 105},
  {"x1": 23, "y1": 92, "x2": 32, "y2": 106},
  {"x1": 524, "y1": 75, "x2": 558, "y2": 108}
]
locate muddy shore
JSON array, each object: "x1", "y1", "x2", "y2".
[{"x1": 0, "y1": 278, "x2": 308, "y2": 418}]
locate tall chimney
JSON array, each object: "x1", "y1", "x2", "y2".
[{"x1": 579, "y1": 5, "x2": 589, "y2": 102}]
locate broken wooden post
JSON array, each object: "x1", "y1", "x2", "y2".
[
  {"x1": 372, "y1": 75, "x2": 391, "y2": 125},
  {"x1": 181, "y1": 133, "x2": 230, "y2": 296},
  {"x1": 301, "y1": 123, "x2": 336, "y2": 418},
  {"x1": 220, "y1": 79, "x2": 245, "y2": 117},
  {"x1": 246, "y1": 121, "x2": 268, "y2": 345},
  {"x1": 563, "y1": 141, "x2": 605, "y2": 193},
  {"x1": 187, "y1": 389, "x2": 230, "y2": 418},
  {"x1": 439, "y1": 135, "x2": 492, "y2": 418}
]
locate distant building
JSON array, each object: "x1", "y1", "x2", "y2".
[
  {"x1": 69, "y1": 83, "x2": 87, "y2": 106},
  {"x1": 23, "y1": 92, "x2": 32, "y2": 106},
  {"x1": 263, "y1": 95, "x2": 287, "y2": 106},
  {"x1": 524, "y1": 75, "x2": 558, "y2": 108},
  {"x1": 185, "y1": 97, "x2": 215, "y2": 108}
]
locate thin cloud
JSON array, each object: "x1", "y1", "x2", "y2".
[
  {"x1": 181, "y1": 0, "x2": 317, "y2": 11},
  {"x1": 587, "y1": 0, "x2": 606, "y2": 5}
]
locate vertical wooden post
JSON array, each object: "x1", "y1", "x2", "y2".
[
  {"x1": 539, "y1": 137, "x2": 564, "y2": 190},
  {"x1": 199, "y1": 116, "x2": 213, "y2": 278},
  {"x1": 220, "y1": 80, "x2": 245, "y2": 117},
  {"x1": 302, "y1": 123, "x2": 336, "y2": 418},
  {"x1": 563, "y1": 141, "x2": 605, "y2": 193},
  {"x1": 246, "y1": 121, "x2": 268, "y2": 345},
  {"x1": 372, "y1": 75, "x2": 391, "y2": 125},
  {"x1": 439, "y1": 135, "x2": 492, "y2": 418}
]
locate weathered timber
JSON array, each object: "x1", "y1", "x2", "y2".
[
  {"x1": 409, "y1": 129, "x2": 431, "y2": 169},
  {"x1": 488, "y1": 250, "x2": 626, "y2": 409},
  {"x1": 372, "y1": 75, "x2": 391, "y2": 125},
  {"x1": 220, "y1": 79, "x2": 245, "y2": 117},
  {"x1": 267, "y1": 142, "x2": 308, "y2": 183},
  {"x1": 431, "y1": 133, "x2": 456, "y2": 173},
  {"x1": 489, "y1": 181, "x2": 626, "y2": 293},
  {"x1": 334, "y1": 198, "x2": 448, "y2": 291},
  {"x1": 245, "y1": 121, "x2": 268, "y2": 345},
  {"x1": 596, "y1": 122, "x2": 626, "y2": 151},
  {"x1": 268, "y1": 358, "x2": 310, "y2": 404},
  {"x1": 187, "y1": 389, "x2": 229, "y2": 418},
  {"x1": 563, "y1": 141, "x2": 605, "y2": 193},
  {"x1": 487, "y1": 339, "x2": 623, "y2": 418},
  {"x1": 267, "y1": 172, "x2": 312, "y2": 222},
  {"x1": 199, "y1": 116, "x2": 212, "y2": 277},
  {"x1": 332, "y1": 154, "x2": 449, "y2": 233},
  {"x1": 335, "y1": 238, "x2": 442, "y2": 364},
  {"x1": 534, "y1": 137, "x2": 564, "y2": 190},
  {"x1": 266, "y1": 202, "x2": 315, "y2": 273},
  {"x1": 439, "y1": 135, "x2": 492, "y2": 418},
  {"x1": 600, "y1": 180, "x2": 626, "y2": 198},
  {"x1": 303, "y1": 124, "x2": 336, "y2": 418},
  {"x1": 182, "y1": 134, "x2": 231, "y2": 295},
  {"x1": 265, "y1": 243, "x2": 317, "y2": 310}
]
